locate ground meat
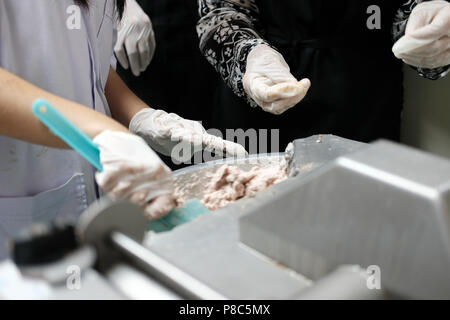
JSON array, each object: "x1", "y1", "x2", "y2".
[
  {"x1": 173, "y1": 187, "x2": 187, "y2": 207},
  {"x1": 201, "y1": 164, "x2": 287, "y2": 210}
]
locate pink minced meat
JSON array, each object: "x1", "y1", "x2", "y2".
[{"x1": 201, "y1": 164, "x2": 287, "y2": 210}]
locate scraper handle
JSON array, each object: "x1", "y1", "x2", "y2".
[{"x1": 32, "y1": 99, "x2": 103, "y2": 171}]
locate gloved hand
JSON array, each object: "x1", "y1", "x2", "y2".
[
  {"x1": 94, "y1": 130, "x2": 175, "y2": 220},
  {"x1": 392, "y1": 0, "x2": 450, "y2": 69},
  {"x1": 114, "y1": 0, "x2": 156, "y2": 76},
  {"x1": 129, "y1": 109, "x2": 248, "y2": 161},
  {"x1": 243, "y1": 44, "x2": 311, "y2": 115}
]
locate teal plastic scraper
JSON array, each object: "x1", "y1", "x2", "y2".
[
  {"x1": 32, "y1": 98, "x2": 210, "y2": 233},
  {"x1": 148, "y1": 199, "x2": 210, "y2": 233},
  {"x1": 32, "y1": 99, "x2": 103, "y2": 171}
]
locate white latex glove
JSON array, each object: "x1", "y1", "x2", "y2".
[
  {"x1": 129, "y1": 109, "x2": 248, "y2": 161},
  {"x1": 393, "y1": 0, "x2": 450, "y2": 69},
  {"x1": 94, "y1": 131, "x2": 175, "y2": 220},
  {"x1": 243, "y1": 44, "x2": 311, "y2": 115},
  {"x1": 114, "y1": 0, "x2": 156, "y2": 76}
]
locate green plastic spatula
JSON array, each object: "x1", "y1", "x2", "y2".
[
  {"x1": 148, "y1": 199, "x2": 210, "y2": 233},
  {"x1": 32, "y1": 98, "x2": 103, "y2": 171},
  {"x1": 32, "y1": 98, "x2": 210, "y2": 233}
]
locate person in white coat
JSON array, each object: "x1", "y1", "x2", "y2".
[{"x1": 0, "y1": 0, "x2": 246, "y2": 259}]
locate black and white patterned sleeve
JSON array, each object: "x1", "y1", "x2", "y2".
[
  {"x1": 197, "y1": 0, "x2": 269, "y2": 106},
  {"x1": 393, "y1": 0, "x2": 449, "y2": 80}
]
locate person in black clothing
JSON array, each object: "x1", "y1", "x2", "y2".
[
  {"x1": 196, "y1": 0, "x2": 450, "y2": 151},
  {"x1": 116, "y1": 0, "x2": 244, "y2": 167},
  {"x1": 117, "y1": 0, "x2": 219, "y2": 130}
]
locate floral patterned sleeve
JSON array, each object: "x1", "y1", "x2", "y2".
[
  {"x1": 197, "y1": 0, "x2": 448, "y2": 101},
  {"x1": 393, "y1": 0, "x2": 450, "y2": 80},
  {"x1": 196, "y1": 0, "x2": 268, "y2": 106}
]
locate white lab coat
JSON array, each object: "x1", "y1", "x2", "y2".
[{"x1": 0, "y1": 0, "x2": 117, "y2": 259}]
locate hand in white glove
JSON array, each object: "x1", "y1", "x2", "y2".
[
  {"x1": 243, "y1": 44, "x2": 311, "y2": 115},
  {"x1": 393, "y1": 0, "x2": 450, "y2": 69},
  {"x1": 114, "y1": 0, "x2": 156, "y2": 76},
  {"x1": 129, "y1": 109, "x2": 248, "y2": 161},
  {"x1": 94, "y1": 131, "x2": 175, "y2": 220}
]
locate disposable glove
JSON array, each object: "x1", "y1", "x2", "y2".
[
  {"x1": 393, "y1": 0, "x2": 450, "y2": 69},
  {"x1": 94, "y1": 130, "x2": 175, "y2": 220},
  {"x1": 129, "y1": 109, "x2": 248, "y2": 161},
  {"x1": 243, "y1": 44, "x2": 311, "y2": 115},
  {"x1": 114, "y1": 0, "x2": 156, "y2": 76}
]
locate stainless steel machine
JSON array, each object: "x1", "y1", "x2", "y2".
[{"x1": 2, "y1": 135, "x2": 450, "y2": 299}]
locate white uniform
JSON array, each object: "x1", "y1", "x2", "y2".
[{"x1": 0, "y1": 0, "x2": 116, "y2": 259}]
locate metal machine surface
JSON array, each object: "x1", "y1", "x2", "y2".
[
  {"x1": 2, "y1": 135, "x2": 449, "y2": 299},
  {"x1": 240, "y1": 140, "x2": 450, "y2": 299}
]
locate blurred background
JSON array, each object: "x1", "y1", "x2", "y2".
[{"x1": 402, "y1": 66, "x2": 450, "y2": 159}]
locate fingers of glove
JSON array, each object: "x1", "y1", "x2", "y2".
[
  {"x1": 110, "y1": 165, "x2": 169, "y2": 201},
  {"x1": 261, "y1": 97, "x2": 300, "y2": 115},
  {"x1": 260, "y1": 99, "x2": 290, "y2": 115},
  {"x1": 143, "y1": 194, "x2": 176, "y2": 220},
  {"x1": 124, "y1": 34, "x2": 141, "y2": 76},
  {"x1": 406, "y1": 8, "x2": 432, "y2": 35},
  {"x1": 245, "y1": 45, "x2": 296, "y2": 89},
  {"x1": 401, "y1": 48, "x2": 450, "y2": 68},
  {"x1": 408, "y1": 36, "x2": 449, "y2": 57},
  {"x1": 200, "y1": 133, "x2": 247, "y2": 158},
  {"x1": 141, "y1": 111, "x2": 181, "y2": 137},
  {"x1": 423, "y1": 3, "x2": 450, "y2": 37},
  {"x1": 263, "y1": 66, "x2": 298, "y2": 84},
  {"x1": 393, "y1": 34, "x2": 436, "y2": 57},
  {"x1": 409, "y1": 23, "x2": 449, "y2": 45},
  {"x1": 266, "y1": 79, "x2": 311, "y2": 101},
  {"x1": 94, "y1": 131, "x2": 169, "y2": 198},
  {"x1": 127, "y1": 179, "x2": 172, "y2": 206},
  {"x1": 407, "y1": 1, "x2": 450, "y2": 35},
  {"x1": 395, "y1": 36, "x2": 450, "y2": 63},
  {"x1": 169, "y1": 139, "x2": 197, "y2": 163},
  {"x1": 129, "y1": 190, "x2": 148, "y2": 206},
  {"x1": 398, "y1": 4, "x2": 450, "y2": 59},
  {"x1": 245, "y1": 64, "x2": 297, "y2": 87},
  {"x1": 257, "y1": 79, "x2": 310, "y2": 113},
  {"x1": 223, "y1": 141, "x2": 248, "y2": 158},
  {"x1": 168, "y1": 120, "x2": 206, "y2": 144},
  {"x1": 114, "y1": 30, "x2": 130, "y2": 69},
  {"x1": 261, "y1": 82, "x2": 310, "y2": 115},
  {"x1": 247, "y1": 73, "x2": 309, "y2": 104},
  {"x1": 174, "y1": 118, "x2": 205, "y2": 133},
  {"x1": 181, "y1": 135, "x2": 205, "y2": 157},
  {"x1": 407, "y1": 7, "x2": 450, "y2": 40},
  {"x1": 243, "y1": 74, "x2": 268, "y2": 103},
  {"x1": 394, "y1": 35, "x2": 450, "y2": 59},
  {"x1": 203, "y1": 133, "x2": 227, "y2": 154},
  {"x1": 96, "y1": 165, "x2": 148, "y2": 196},
  {"x1": 126, "y1": 51, "x2": 141, "y2": 77},
  {"x1": 138, "y1": 38, "x2": 151, "y2": 72},
  {"x1": 436, "y1": 48, "x2": 450, "y2": 66},
  {"x1": 135, "y1": 25, "x2": 152, "y2": 72},
  {"x1": 249, "y1": 77, "x2": 282, "y2": 103}
]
